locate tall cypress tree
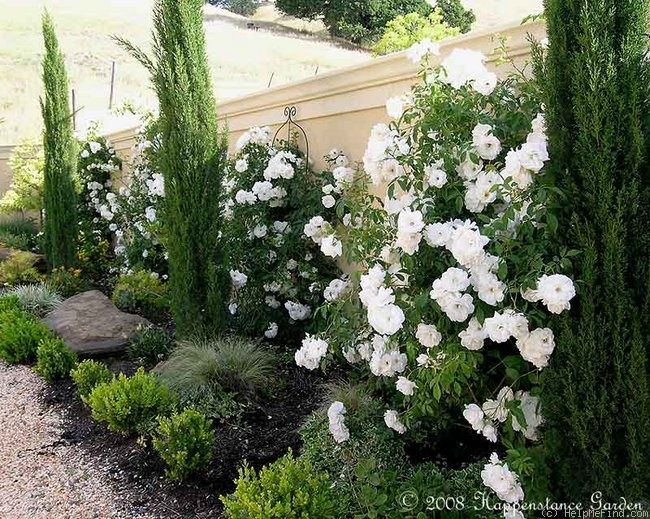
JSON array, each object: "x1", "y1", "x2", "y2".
[
  {"x1": 118, "y1": 0, "x2": 228, "y2": 336},
  {"x1": 538, "y1": 0, "x2": 649, "y2": 501},
  {"x1": 41, "y1": 11, "x2": 77, "y2": 267}
]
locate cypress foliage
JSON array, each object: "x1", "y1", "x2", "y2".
[
  {"x1": 117, "y1": 0, "x2": 228, "y2": 336},
  {"x1": 538, "y1": 0, "x2": 650, "y2": 501},
  {"x1": 40, "y1": 11, "x2": 77, "y2": 267}
]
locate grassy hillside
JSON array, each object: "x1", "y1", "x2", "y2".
[{"x1": 0, "y1": 0, "x2": 369, "y2": 144}]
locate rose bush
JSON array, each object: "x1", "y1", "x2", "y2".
[
  {"x1": 296, "y1": 40, "x2": 577, "y2": 509},
  {"x1": 76, "y1": 129, "x2": 122, "y2": 278},
  {"x1": 222, "y1": 128, "x2": 340, "y2": 342},
  {"x1": 92, "y1": 116, "x2": 168, "y2": 278}
]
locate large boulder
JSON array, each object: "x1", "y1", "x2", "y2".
[{"x1": 42, "y1": 290, "x2": 151, "y2": 355}]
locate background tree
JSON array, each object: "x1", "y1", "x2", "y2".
[
  {"x1": 40, "y1": 11, "x2": 78, "y2": 267},
  {"x1": 206, "y1": 0, "x2": 259, "y2": 17},
  {"x1": 118, "y1": 0, "x2": 229, "y2": 336},
  {"x1": 372, "y1": 10, "x2": 460, "y2": 55},
  {"x1": 275, "y1": 0, "x2": 474, "y2": 44},
  {"x1": 537, "y1": 0, "x2": 650, "y2": 501},
  {"x1": 0, "y1": 140, "x2": 44, "y2": 222}
]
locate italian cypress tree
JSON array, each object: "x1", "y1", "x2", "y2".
[
  {"x1": 41, "y1": 11, "x2": 77, "y2": 267},
  {"x1": 117, "y1": 0, "x2": 228, "y2": 336},
  {"x1": 538, "y1": 0, "x2": 650, "y2": 502}
]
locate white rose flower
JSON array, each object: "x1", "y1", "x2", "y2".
[
  {"x1": 482, "y1": 423, "x2": 498, "y2": 442},
  {"x1": 483, "y1": 310, "x2": 529, "y2": 343},
  {"x1": 264, "y1": 322, "x2": 278, "y2": 339},
  {"x1": 472, "y1": 123, "x2": 502, "y2": 161},
  {"x1": 438, "y1": 292, "x2": 475, "y2": 322},
  {"x1": 235, "y1": 189, "x2": 256, "y2": 205},
  {"x1": 415, "y1": 323, "x2": 442, "y2": 348},
  {"x1": 463, "y1": 403, "x2": 485, "y2": 431},
  {"x1": 425, "y1": 161, "x2": 448, "y2": 188},
  {"x1": 253, "y1": 224, "x2": 268, "y2": 238},
  {"x1": 481, "y1": 454, "x2": 525, "y2": 504},
  {"x1": 235, "y1": 158, "x2": 248, "y2": 172},
  {"x1": 397, "y1": 208, "x2": 425, "y2": 234},
  {"x1": 384, "y1": 410, "x2": 407, "y2": 434},
  {"x1": 511, "y1": 390, "x2": 543, "y2": 440},
  {"x1": 459, "y1": 317, "x2": 486, "y2": 350},
  {"x1": 396, "y1": 376, "x2": 417, "y2": 396},
  {"x1": 516, "y1": 328, "x2": 555, "y2": 369},
  {"x1": 482, "y1": 386, "x2": 514, "y2": 423},
  {"x1": 535, "y1": 274, "x2": 576, "y2": 314},
  {"x1": 367, "y1": 303, "x2": 405, "y2": 336},
  {"x1": 322, "y1": 194, "x2": 336, "y2": 208},
  {"x1": 327, "y1": 401, "x2": 350, "y2": 443},
  {"x1": 424, "y1": 222, "x2": 453, "y2": 247},
  {"x1": 320, "y1": 234, "x2": 343, "y2": 258},
  {"x1": 386, "y1": 94, "x2": 411, "y2": 119},
  {"x1": 229, "y1": 269, "x2": 248, "y2": 289},
  {"x1": 285, "y1": 301, "x2": 311, "y2": 321},
  {"x1": 295, "y1": 334, "x2": 327, "y2": 369}
]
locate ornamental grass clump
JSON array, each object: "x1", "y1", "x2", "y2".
[
  {"x1": 40, "y1": 11, "x2": 77, "y2": 267},
  {"x1": 152, "y1": 409, "x2": 214, "y2": 481},
  {"x1": 294, "y1": 41, "x2": 577, "y2": 506},
  {"x1": 157, "y1": 336, "x2": 275, "y2": 418},
  {"x1": 86, "y1": 368, "x2": 176, "y2": 435},
  {"x1": 116, "y1": 0, "x2": 229, "y2": 337},
  {"x1": 3, "y1": 283, "x2": 62, "y2": 317}
]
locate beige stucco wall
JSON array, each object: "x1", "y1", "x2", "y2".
[
  {"x1": 0, "y1": 20, "x2": 545, "y2": 197},
  {"x1": 216, "y1": 20, "x2": 545, "y2": 171}
]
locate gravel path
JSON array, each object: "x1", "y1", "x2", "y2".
[{"x1": 0, "y1": 361, "x2": 142, "y2": 519}]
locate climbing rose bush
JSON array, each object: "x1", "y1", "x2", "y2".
[
  {"x1": 222, "y1": 128, "x2": 340, "y2": 342},
  {"x1": 75, "y1": 130, "x2": 123, "y2": 279},
  {"x1": 297, "y1": 42, "x2": 577, "y2": 508},
  {"x1": 98, "y1": 117, "x2": 168, "y2": 277}
]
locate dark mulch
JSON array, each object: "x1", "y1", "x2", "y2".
[{"x1": 42, "y1": 356, "x2": 325, "y2": 519}]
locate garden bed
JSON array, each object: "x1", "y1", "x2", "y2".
[{"x1": 42, "y1": 356, "x2": 325, "y2": 518}]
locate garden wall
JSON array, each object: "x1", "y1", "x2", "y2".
[{"x1": 0, "y1": 19, "x2": 545, "y2": 197}]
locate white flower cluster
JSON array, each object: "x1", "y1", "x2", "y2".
[
  {"x1": 359, "y1": 265, "x2": 405, "y2": 336},
  {"x1": 363, "y1": 123, "x2": 409, "y2": 186},
  {"x1": 522, "y1": 273, "x2": 575, "y2": 314},
  {"x1": 230, "y1": 269, "x2": 248, "y2": 289},
  {"x1": 481, "y1": 453, "x2": 525, "y2": 504},
  {"x1": 440, "y1": 48, "x2": 498, "y2": 96},
  {"x1": 321, "y1": 149, "x2": 353, "y2": 210},
  {"x1": 294, "y1": 334, "x2": 328, "y2": 370},
  {"x1": 368, "y1": 334, "x2": 408, "y2": 377},
  {"x1": 464, "y1": 387, "x2": 543, "y2": 446},
  {"x1": 304, "y1": 216, "x2": 342, "y2": 258},
  {"x1": 235, "y1": 126, "x2": 272, "y2": 151},
  {"x1": 327, "y1": 401, "x2": 350, "y2": 443},
  {"x1": 323, "y1": 277, "x2": 350, "y2": 302},
  {"x1": 284, "y1": 300, "x2": 311, "y2": 321},
  {"x1": 384, "y1": 409, "x2": 407, "y2": 434}
]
